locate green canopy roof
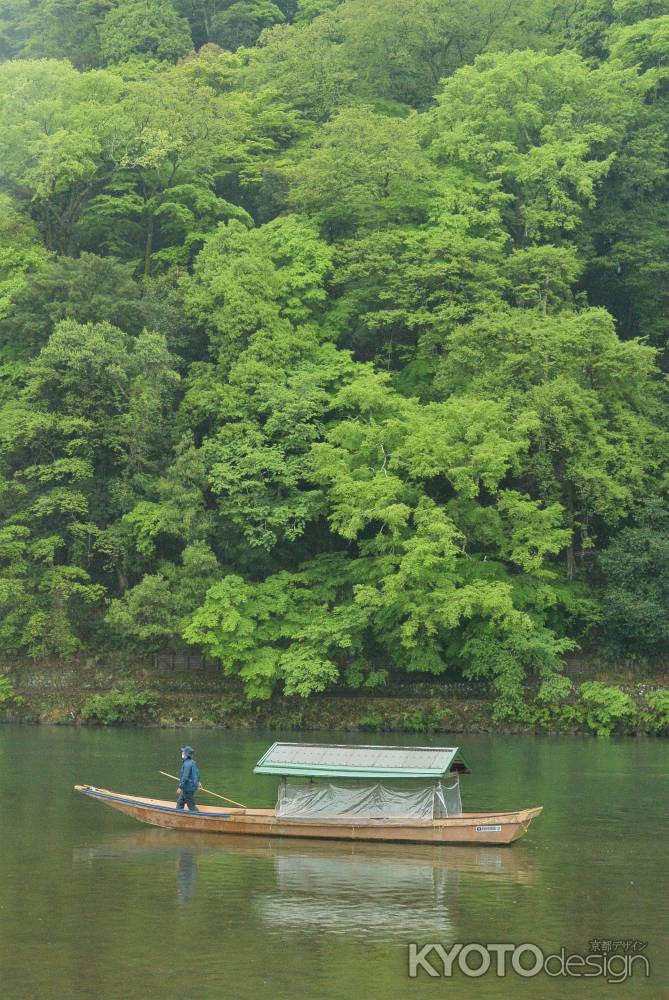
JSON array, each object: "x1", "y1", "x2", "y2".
[{"x1": 254, "y1": 742, "x2": 471, "y2": 779}]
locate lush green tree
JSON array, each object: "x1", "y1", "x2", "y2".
[
  {"x1": 198, "y1": 328, "x2": 355, "y2": 549},
  {"x1": 182, "y1": 215, "x2": 352, "y2": 551},
  {"x1": 0, "y1": 0, "x2": 113, "y2": 66},
  {"x1": 106, "y1": 542, "x2": 220, "y2": 650},
  {"x1": 330, "y1": 0, "x2": 500, "y2": 108},
  {"x1": 246, "y1": 0, "x2": 589, "y2": 113},
  {"x1": 242, "y1": 13, "x2": 355, "y2": 121},
  {"x1": 172, "y1": 0, "x2": 219, "y2": 46},
  {"x1": 0, "y1": 196, "x2": 49, "y2": 327},
  {"x1": 186, "y1": 367, "x2": 574, "y2": 705},
  {"x1": 212, "y1": 0, "x2": 284, "y2": 50},
  {"x1": 184, "y1": 559, "x2": 365, "y2": 697},
  {"x1": 0, "y1": 55, "x2": 297, "y2": 268},
  {"x1": 288, "y1": 107, "x2": 435, "y2": 239},
  {"x1": 580, "y1": 21, "x2": 669, "y2": 348},
  {"x1": 106, "y1": 573, "x2": 180, "y2": 649},
  {"x1": 184, "y1": 215, "x2": 333, "y2": 361},
  {"x1": 599, "y1": 499, "x2": 669, "y2": 656},
  {"x1": 609, "y1": 14, "x2": 669, "y2": 81},
  {"x1": 436, "y1": 307, "x2": 666, "y2": 575},
  {"x1": 427, "y1": 50, "x2": 641, "y2": 246},
  {"x1": 0, "y1": 253, "x2": 153, "y2": 359},
  {"x1": 325, "y1": 176, "x2": 508, "y2": 367},
  {"x1": 293, "y1": 0, "x2": 339, "y2": 24},
  {"x1": 98, "y1": 0, "x2": 193, "y2": 64},
  {"x1": 0, "y1": 59, "x2": 125, "y2": 252},
  {"x1": 74, "y1": 65, "x2": 253, "y2": 271},
  {"x1": 582, "y1": 110, "x2": 669, "y2": 348},
  {"x1": 0, "y1": 320, "x2": 179, "y2": 654}
]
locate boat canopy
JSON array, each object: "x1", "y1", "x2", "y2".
[
  {"x1": 254, "y1": 742, "x2": 471, "y2": 779},
  {"x1": 254, "y1": 743, "x2": 469, "y2": 821}
]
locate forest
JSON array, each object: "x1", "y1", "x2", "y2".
[{"x1": 1, "y1": 0, "x2": 669, "y2": 716}]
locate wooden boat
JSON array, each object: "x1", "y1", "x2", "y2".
[
  {"x1": 75, "y1": 785, "x2": 542, "y2": 844},
  {"x1": 75, "y1": 741, "x2": 542, "y2": 846}
]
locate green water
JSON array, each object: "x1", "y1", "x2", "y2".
[{"x1": 0, "y1": 726, "x2": 666, "y2": 999}]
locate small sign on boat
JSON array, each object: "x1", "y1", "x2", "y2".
[{"x1": 475, "y1": 824, "x2": 502, "y2": 833}]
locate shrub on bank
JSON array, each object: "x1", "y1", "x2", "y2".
[
  {"x1": 498, "y1": 679, "x2": 669, "y2": 737},
  {"x1": 80, "y1": 687, "x2": 159, "y2": 725},
  {"x1": 578, "y1": 682, "x2": 638, "y2": 737},
  {"x1": 642, "y1": 690, "x2": 669, "y2": 735},
  {"x1": 0, "y1": 674, "x2": 24, "y2": 708}
]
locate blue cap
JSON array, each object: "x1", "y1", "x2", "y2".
[{"x1": 180, "y1": 746, "x2": 194, "y2": 756}]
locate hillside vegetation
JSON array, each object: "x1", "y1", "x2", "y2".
[{"x1": 1, "y1": 0, "x2": 669, "y2": 717}]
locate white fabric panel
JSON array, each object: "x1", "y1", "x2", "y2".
[
  {"x1": 433, "y1": 776, "x2": 462, "y2": 818},
  {"x1": 276, "y1": 776, "x2": 462, "y2": 820}
]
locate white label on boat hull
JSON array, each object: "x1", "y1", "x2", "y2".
[{"x1": 475, "y1": 824, "x2": 502, "y2": 832}]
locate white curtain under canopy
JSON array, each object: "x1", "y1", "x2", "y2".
[{"x1": 275, "y1": 775, "x2": 462, "y2": 821}]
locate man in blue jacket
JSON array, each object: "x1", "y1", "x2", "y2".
[{"x1": 176, "y1": 746, "x2": 202, "y2": 812}]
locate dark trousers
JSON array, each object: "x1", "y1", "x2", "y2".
[{"x1": 176, "y1": 788, "x2": 198, "y2": 811}]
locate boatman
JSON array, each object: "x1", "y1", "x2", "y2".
[{"x1": 176, "y1": 745, "x2": 202, "y2": 812}]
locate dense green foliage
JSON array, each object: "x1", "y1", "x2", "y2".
[
  {"x1": 79, "y1": 686, "x2": 159, "y2": 724},
  {"x1": 1, "y1": 0, "x2": 669, "y2": 712},
  {"x1": 0, "y1": 673, "x2": 23, "y2": 707},
  {"x1": 599, "y1": 499, "x2": 669, "y2": 656}
]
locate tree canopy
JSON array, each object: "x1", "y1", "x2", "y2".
[{"x1": 1, "y1": 0, "x2": 668, "y2": 710}]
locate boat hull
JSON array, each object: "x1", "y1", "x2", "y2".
[{"x1": 75, "y1": 786, "x2": 542, "y2": 845}]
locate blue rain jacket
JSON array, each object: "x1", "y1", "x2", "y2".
[{"x1": 179, "y1": 757, "x2": 201, "y2": 792}]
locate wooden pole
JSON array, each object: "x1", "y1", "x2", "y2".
[{"x1": 159, "y1": 771, "x2": 248, "y2": 809}]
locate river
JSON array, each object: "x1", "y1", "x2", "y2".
[{"x1": 0, "y1": 725, "x2": 666, "y2": 999}]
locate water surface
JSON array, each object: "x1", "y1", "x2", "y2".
[{"x1": 1, "y1": 726, "x2": 666, "y2": 998}]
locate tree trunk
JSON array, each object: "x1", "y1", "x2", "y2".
[
  {"x1": 144, "y1": 215, "x2": 155, "y2": 277},
  {"x1": 565, "y1": 480, "x2": 576, "y2": 580}
]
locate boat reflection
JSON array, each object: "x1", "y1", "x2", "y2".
[{"x1": 73, "y1": 830, "x2": 539, "y2": 929}]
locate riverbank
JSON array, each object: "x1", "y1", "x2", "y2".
[{"x1": 1, "y1": 657, "x2": 668, "y2": 737}]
